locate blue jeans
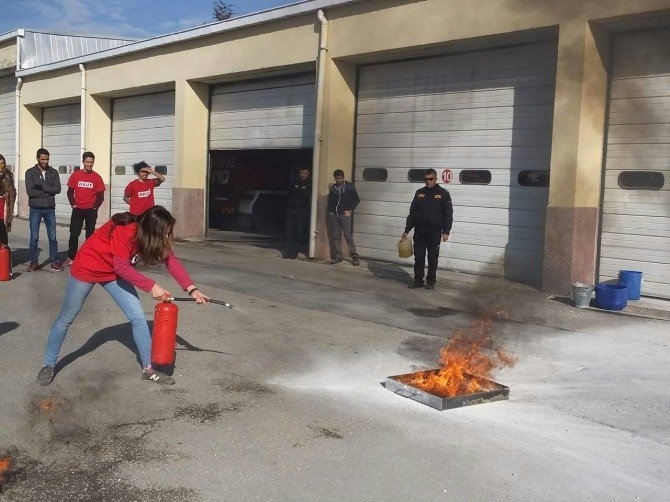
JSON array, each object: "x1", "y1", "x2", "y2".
[
  {"x1": 29, "y1": 207, "x2": 58, "y2": 264},
  {"x1": 44, "y1": 275, "x2": 152, "y2": 368}
]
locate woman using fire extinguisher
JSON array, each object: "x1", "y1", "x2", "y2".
[
  {"x1": 37, "y1": 205, "x2": 209, "y2": 386},
  {"x1": 0, "y1": 154, "x2": 17, "y2": 246}
]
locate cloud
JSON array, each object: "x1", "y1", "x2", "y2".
[{"x1": 19, "y1": 0, "x2": 163, "y2": 38}]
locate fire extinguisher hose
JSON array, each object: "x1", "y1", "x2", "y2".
[{"x1": 169, "y1": 297, "x2": 235, "y2": 309}]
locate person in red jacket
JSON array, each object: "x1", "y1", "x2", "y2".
[
  {"x1": 0, "y1": 154, "x2": 16, "y2": 246},
  {"x1": 123, "y1": 161, "x2": 166, "y2": 216},
  {"x1": 62, "y1": 151, "x2": 106, "y2": 267},
  {"x1": 37, "y1": 206, "x2": 209, "y2": 386}
]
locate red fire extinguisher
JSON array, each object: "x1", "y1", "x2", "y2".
[
  {"x1": 151, "y1": 296, "x2": 179, "y2": 366},
  {"x1": 0, "y1": 244, "x2": 11, "y2": 281}
]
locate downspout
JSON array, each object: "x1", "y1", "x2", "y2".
[
  {"x1": 79, "y1": 64, "x2": 86, "y2": 162},
  {"x1": 13, "y1": 29, "x2": 23, "y2": 216},
  {"x1": 14, "y1": 78, "x2": 21, "y2": 216},
  {"x1": 309, "y1": 9, "x2": 328, "y2": 258}
]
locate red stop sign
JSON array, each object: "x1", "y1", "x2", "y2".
[{"x1": 442, "y1": 169, "x2": 453, "y2": 183}]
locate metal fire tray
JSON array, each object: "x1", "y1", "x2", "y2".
[{"x1": 385, "y1": 370, "x2": 509, "y2": 411}]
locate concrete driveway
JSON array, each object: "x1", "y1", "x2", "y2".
[{"x1": 1, "y1": 220, "x2": 669, "y2": 501}]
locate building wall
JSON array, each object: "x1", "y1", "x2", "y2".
[
  {"x1": 0, "y1": 40, "x2": 17, "y2": 71},
  {"x1": 14, "y1": 0, "x2": 670, "y2": 292}
]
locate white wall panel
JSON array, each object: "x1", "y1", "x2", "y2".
[
  {"x1": 42, "y1": 104, "x2": 81, "y2": 223},
  {"x1": 599, "y1": 29, "x2": 670, "y2": 299},
  {"x1": 353, "y1": 43, "x2": 557, "y2": 284},
  {"x1": 0, "y1": 76, "x2": 16, "y2": 170},
  {"x1": 111, "y1": 92, "x2": 175, "y2": 215},
  {"x1": 210, "y1": 74, "x2": 315, "y2": 150}
]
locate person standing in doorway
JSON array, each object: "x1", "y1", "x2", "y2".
[
  {"x1": 123, "y1": 161, "x2": 165, "y2": 216},
  {"x1": 284, "y1": 167, "x2": 311, "y2": 259},
  {"x1": 327, "y1": 169, "x2": 360, "y2": 266},
  {"x1": 25, "y1": 148, "x2": 63, "y2": 272},
  {"x1": 62, "y1": 152, "x2": 106, "y2": 267},
  {"x1": 401, "y1": 169, "x2": 453, "y2": 289},
  {"x1": 0, "y1": 154, "x2": 16, "y2": 246}
]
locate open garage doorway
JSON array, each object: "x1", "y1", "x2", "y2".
[{"x1": 208, "y1": 149, "x2": 312, "y2": 249}]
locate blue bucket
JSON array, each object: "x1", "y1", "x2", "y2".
[
  {"x1": 595, "y1": 284, "x2": 628, "y2": 311},
  {"x1": 618, "y1": 270, "x2": 643, "y2": 300}
]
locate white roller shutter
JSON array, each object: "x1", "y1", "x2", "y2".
[
  {"x1": 111, "y1": 92, "x2": 174, "y2": 214},
  {"x1": 42, "y1": 104, "x2": 81, "y2": 223},
  {"x1": 210, "y1": 74, "x2": 315, "y2": 150},
  {"x1": 0, "y1": 76, "x2": 16, "y2": 170},
  {"x1": 599, "y1": 29, "x2": 670, "y2": 299},
  {"x1": 353, "y1": 43, "x2": 557, "y2": 284}
]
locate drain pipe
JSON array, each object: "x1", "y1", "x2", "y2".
[
  {"x1": 309, "y1": 9, "x2": 328, "y2": 258},
  {"x1": 79, "y1": 64, "x2": 86, "y2": 161},
  {"x1": 13, "y1": 77, "x2": 22, "y2": 216}
]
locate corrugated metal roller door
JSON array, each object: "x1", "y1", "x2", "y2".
[
  {"x1": 0, "y1": 76, "x2": 16, "y2": 169},
  {"x1": 111, "y1": 92, "x2": 175, "y2": 214},
  {"x1": 42, "y1": 104, "x2": 81, "y2": 223},
  {"x1": 353, "y1": 43, "x2": 557, "y2": 283},
  {"x1": 210, "y1": 74, "x2": 315, "y2": 149},
  {"x1": 599, "y1": 29, "x2": 670, "y2": 299}
]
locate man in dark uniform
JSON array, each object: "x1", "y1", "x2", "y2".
[
  {"x1": 284, "y1": 167, "x2": 312, "y2": 259},
  {"x1": 401, "y1": 168, "x2": 453, "y2": 289}
]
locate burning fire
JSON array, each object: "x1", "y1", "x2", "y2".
[
  {"x1": 33, "y1": 397, "x2": 59, "y2": 421},
  {"x1": 0, "y1": 453, "x2": 13, "y2": 488},
  {"x1": 398, "y1": 311, "x2": 515, "y2": 397}
]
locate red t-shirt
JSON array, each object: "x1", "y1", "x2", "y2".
[
  {"x1": 71, "y1": 220, "x2": 193, "y2": 292},
  {"x1": 0, "y1": 196, "x2": 5, "y2": 220},
  {"x1": 67, "y1": 169, "x2": 105, "y2": 209},
  {"x1": 72, "y1": 220, "x2": 138, "y2": 284},
  {"x1": 124, "y1": 179, "x2": 159, "y2": 215}
]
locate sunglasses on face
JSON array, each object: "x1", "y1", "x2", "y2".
[{"x1": 424, "y1": 177, "x2": 436, "y2": 182}]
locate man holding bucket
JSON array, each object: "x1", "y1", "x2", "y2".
[{"x1": 401, "y1": 169, "x2": 453, "y2": 290}]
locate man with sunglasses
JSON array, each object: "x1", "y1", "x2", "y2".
[{"x1": 401, "y1": 169, "x2": 453, "y2": 289}]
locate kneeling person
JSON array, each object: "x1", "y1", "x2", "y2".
[{"x1": 63, "y1": 151, "x2": 105, "y2": 267}]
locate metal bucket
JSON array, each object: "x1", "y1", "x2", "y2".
[{"x1": 571, "y1": 283, "x2": 593, "y2": 308}]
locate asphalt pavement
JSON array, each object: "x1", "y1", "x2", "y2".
[{"x1": 0, "y1": 219, "x2": 669, "y2": 501}]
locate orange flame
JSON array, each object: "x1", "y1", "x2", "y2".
[
  {"x1": 34, "y1": 397, "x2": 59, "y2": 421},
  {"x1": 0, "y1": 454, "x2": 11, "y2": 483},
  {"x1": 398, "y1": 311, "x2": 515, "y2": 397}
]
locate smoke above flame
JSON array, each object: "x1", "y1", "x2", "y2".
[{"x1": 398, "y1": 310, "x2": 515, "y2": 397}]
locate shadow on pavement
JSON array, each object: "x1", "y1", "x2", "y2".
[
  {"x1": 54, "y1": 321, "x2": 238, "y2": 376},
  {"x1": 367, "y1": 259, "x2": 414, "y2": 286},
  {"x1": 55, "y1": 322, "x2": 142, "y2": 375},
  {"x1": 176, "y1": 334, "x2": 238, "y2": 357},
  {"x1": 407, "y1": 306, "x2": 459, "y2": 318},
  {"x1": 0, "y1": 321, "x2": 19, "y2": 337},
  {"x1": 9, "y1": 247, "x2": 30, "y2": 265}
]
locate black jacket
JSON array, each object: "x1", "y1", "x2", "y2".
[
  {"x1": 405, "y1": 184, "x2": 453, "y2": 234},
  {"x1": 327, "y1": 181, "x2": 360, "y2": 215},
  {"x1": 287, "y1": 177, "x2": 312, "y2": 211},
  {"x1": 25, "y1": 165, "x2": 61, "y2": 209}
]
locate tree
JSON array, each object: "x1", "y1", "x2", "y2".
[{"x1": 213, "y1": 1, "x2": 234, "y2": 21}]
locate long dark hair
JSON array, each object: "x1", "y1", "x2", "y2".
[
  {"x1": 111, "y1": 206, "x2": 176, "y2": 264},
  {"x1": 0, "y1": 154, "x2": 12, "y2": 187},
  {"x1": 0, "y1": 154, "x2": 8, "y2": 176}
]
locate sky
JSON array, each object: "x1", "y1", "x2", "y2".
[{"x1": 2, "y1": 0, "x2": 294, "y2": 39}]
